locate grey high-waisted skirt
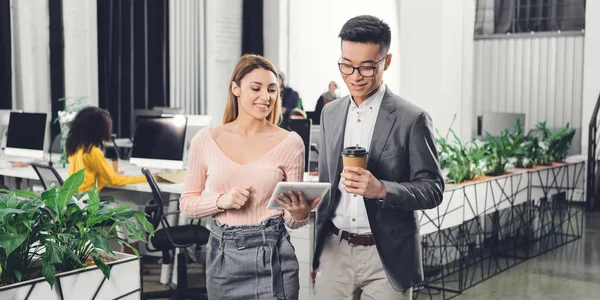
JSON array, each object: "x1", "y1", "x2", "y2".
[{"x1": 206, "y1": 216, "x2": 299, "y2": 300}]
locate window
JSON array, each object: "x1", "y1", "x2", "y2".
[{"x1": 475, "y1": 0, "x2": 586, "y2": 36}]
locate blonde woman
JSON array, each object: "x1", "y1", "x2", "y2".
[{"x1": 180, "y1": 54, "x2": 321, "y2": 300}]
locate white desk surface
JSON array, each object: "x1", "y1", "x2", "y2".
[{"x1": 0, "y1": 158, "x2": 319, "y2": 194}]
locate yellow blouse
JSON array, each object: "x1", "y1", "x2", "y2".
[{"x1": 68, "y1": 146, "x2": 147, "y2": 192}]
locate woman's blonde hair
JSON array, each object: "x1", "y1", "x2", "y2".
[{"x1": 222, "y1": 54, "x2": 281, "y2": 125}]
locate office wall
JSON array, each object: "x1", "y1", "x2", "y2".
[
  {"x1": 581, "y1": 1, "x2": 600, "y2": 155},
  {"x1": 473, "y1": 35, "x2": 584, "y2": 147},
  {"x1": 285, "y1": 0, "x2": 401, "y2": 112},
  {"x1": 397, "y1": 0, "x2": 475, "y2": 141}
]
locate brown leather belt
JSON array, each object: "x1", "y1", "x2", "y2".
[{"x1": 331, "y1": 223, "x2": 376, "y2": 246}]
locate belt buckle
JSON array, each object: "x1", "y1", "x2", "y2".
[{"x1": 347, "y1": 233, "x2": 357, "y2": 246}]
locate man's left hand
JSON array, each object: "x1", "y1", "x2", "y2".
[{"x1": 341, "y1": 166, "x2": 386, "y2": 199}]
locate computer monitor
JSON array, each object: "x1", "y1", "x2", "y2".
[
  {"x1": 5, "y1": 112, "x2": 47, "y2": 159},
  {"x1": 130, "y1": 115, "x2": 187, "y2": 170},
  {"x1": 153, "y1": 106, "x2": 185, "y2": 115},
  {"x1": 286, "y1": 119, "x2": 311, "y2": 172},
  {"x1": 478, "y1": 112, "x2": 526, "y2": 137},
  {"x1": 0, "y1": 109, "x2": 23, "y2": 149}
]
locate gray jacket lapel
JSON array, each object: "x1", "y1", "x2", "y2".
[
  {"x1": 367, "y1": 88, "x2": 398, "y2": 170},
  {"x1": 329, "y1": 97, "x2": 350, "y2": 195}
]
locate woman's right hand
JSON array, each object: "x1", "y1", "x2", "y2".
[{"x1": 217, "y1": 186, "x2": 252, "y2": 210}]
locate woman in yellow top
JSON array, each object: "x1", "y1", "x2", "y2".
[
  {"x1": 66, "y1": 107, "x2": 146, "y2": 192},
  {"x1": 66, "y1": 107, "x2": 147, "y2": 253}
]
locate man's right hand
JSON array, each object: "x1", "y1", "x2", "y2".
[
  {"x1": 310, "y1": 268, "x2": 318, "y2": 286},
  {"x1": 217, "y1": 186, "x2": 252, "y2": 210}
]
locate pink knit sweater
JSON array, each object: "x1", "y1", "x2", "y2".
[{"x1": 180, "y1": 128, "x2": 308, "y2": 229}]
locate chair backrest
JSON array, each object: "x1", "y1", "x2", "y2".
[
  {"x1": 50, "y1": 134, "x2": 62, "y2": 154},
  {"x1": 30, "y1": 163, "x2": 64, "y2": 190},
  {"x1": 141, "y1": 168, "x2": 164, "y2": 230}
]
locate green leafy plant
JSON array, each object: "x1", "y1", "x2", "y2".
[
  {"x1": 508, "y1": 119, "x2": 527, "y2": 168},
  {"x1": 436, "y1": 118, "x2": 486, "y2": 184},
  {"x1": 0, "y1": 190, "x2": 47, "y2": 285},
  {"x1": 55, "y1": 97, "x2": 86, "y2": 167},
  {"x1": 483, "y1": 129, "x2": 518, "y2": 176},
  {"x1": 0, "y1": 169, "x2": 154, "y2": 288},
  {"x1": 537, "y1": 121, "x2": 576, "y2": 163}
]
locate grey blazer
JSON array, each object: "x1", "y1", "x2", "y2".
[{"x1": 313, "y1": 87, "x2": 445, "y2": 292}]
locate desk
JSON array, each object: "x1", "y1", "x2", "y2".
[{"x1": 0, "y1": 157, "x2": 319, "y2": 296}]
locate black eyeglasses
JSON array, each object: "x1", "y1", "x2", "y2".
[{"x1": 338, "y1": 54, "x2": 388, "y2": 77}]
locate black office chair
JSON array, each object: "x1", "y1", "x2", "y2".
[
  {"x1": 29, "y1": 163, "x2": 114, "y2": 203},
  {"x1": 141, "y1": 168, "x2": 209, "y2": 300}
]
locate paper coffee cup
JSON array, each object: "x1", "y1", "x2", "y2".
[
  {"x1": 342, "y1": 146, "x2": 368, "y2": 175},
  {"x1": 111, "y1": 160, "x2": 119, "y2": 172}
]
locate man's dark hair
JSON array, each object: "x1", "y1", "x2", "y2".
[
  {"x1": 65, "y1": 106, "x2": 113, "y2": 156},
  {"x1": 338, "y1": 15, "x2": 391, "y2": 55}
]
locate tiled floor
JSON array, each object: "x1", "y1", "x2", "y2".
[{"x1": 141, "y1": 212, "x2": 600, "y2": 300}]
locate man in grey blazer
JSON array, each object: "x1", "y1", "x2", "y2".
[{"x1": 312, "y1": 15, "x2": 445, "y2": 299}]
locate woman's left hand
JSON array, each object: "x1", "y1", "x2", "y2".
[{"x1": 274, "y1": 190, "x2": 322, "y2": 221}]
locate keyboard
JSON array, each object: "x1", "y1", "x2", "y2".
[{"x1": 1, "y1": 156, "x2": 39, "y2": 163}]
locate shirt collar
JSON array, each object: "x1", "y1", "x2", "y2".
[{"x1": 349, "y1": 83, "x2": 386, "y2": 110}]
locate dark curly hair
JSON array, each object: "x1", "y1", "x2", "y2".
[{"x1": 65, "y1": 107, "x2": 113, "y2": 156}]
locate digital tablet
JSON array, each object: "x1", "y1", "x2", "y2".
[{"x1": 267, "y1": 182, "x2": 331, "y2": 210}]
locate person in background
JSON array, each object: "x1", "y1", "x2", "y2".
[
  {"x1": 278, "y1": 72, "x2": 301, "y2": 123},
  {"x1": 66, "y1": 106, "x2": 148, "y2": 253},
  {"x1": 180, "y1": 54, "x2": 321, "y2": 300},
  {"x1": 314, "y1": 81, "x2": 339, "y2": 117},
  {"x1": 289, "y1": 108, "x2": 308, "y2": 120}
]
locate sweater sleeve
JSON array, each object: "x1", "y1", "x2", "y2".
[
  {"x1": 84, "y1": 147, "x2": 147, "y2": 186},
  {"x1": 281, "y1": 135, "x2": 308, "y2": 229},
  {"x1": 179, "y1": 132, "x2": 224, "y2": 219}
]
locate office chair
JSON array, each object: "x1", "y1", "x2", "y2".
[
  {"x1": 29, "y1": 163, "x2": 114, "y2": 203},
  {"x1": 141, "y1": 168, "x2": 209, "y2": 300}
]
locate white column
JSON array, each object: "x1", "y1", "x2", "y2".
[
  {"x1": 205, "y1": 0, "x2": 242, "y2": 126},
  {"x1": 62, "y1": 0, "x2": 99, "y2": 107},
  {"x1": 581, "y1": 0, "x2": 600, "y2": 155},
  {"x1": 398, "y1": 0, "x2": 475, "y2": 141},
  {"x1": 263, "y1": 0, "x2": 288, "y2": 75}
]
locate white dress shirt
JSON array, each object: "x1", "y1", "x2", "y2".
[{"x1": 332, "y1": 84, "x2": 386, "y2": 234}]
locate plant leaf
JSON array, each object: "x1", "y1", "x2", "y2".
[
  {"x1": 0, "y1": 233, "x2": 27, "y2": 255},
  {"x1": 123, "y1": 221, "x2": 147, "y2": 243},
  {"x1": 86, "y1": 230, "x2": 111, "y2": 253},
  {"x1": 57, "y1": 169, "x2": 85, "y2": 214},
  {"x1": 0, "y1": 189, "x2": 41, "y2": 200},
  {"x1": 44, "y1": 241, "x2": 64, "y2": 264},
  {"x1": 91, "y1": 251, "x2": 111, "y2": 279},
  {"x1": 87, "y1": 184, "x2": 100, "y2": 216},
  {"x1": 119, "y1": 240, "x2": 140, "y2": 257},
  {"x1": 134, "y1": 211, "x2": 155, "y2": 236},
  {"x1": 42, "y1": 259, "x2": 56, "y2": 288},
  {"x1": 0, "y1": 208, "x2": 25, "y2": 219}
]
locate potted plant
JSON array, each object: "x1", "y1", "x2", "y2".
[
  {"x1": 483, "y1": 129, "x2": 516, "y2": 176},
  {"x1": 0, "y1": 169, "x2": 154, "y2": 299},
  {"x1": 537, "y1": 122, "x2": 576, "y2": 163},
  {"x1": 508, "y1": 119, "x2": 527, "y2": 168},
  {"x1": 55, "y1": 97, "x2": 86, "y2": 167},
  {"x1": 436, "y1": 125, "x2": 485, "y2": 184}
]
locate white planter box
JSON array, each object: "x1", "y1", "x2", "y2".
[{"x1": 0, "y1": 252, "x2": 140, "y2": 300}]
